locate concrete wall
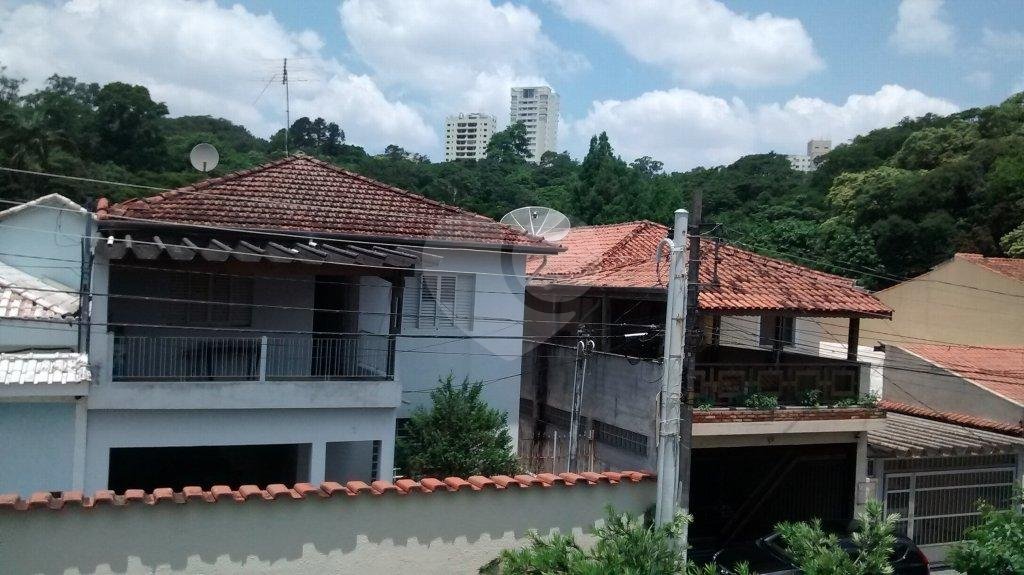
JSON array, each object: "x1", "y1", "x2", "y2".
[
  {"x1": 862, "y1": 256, "x2": 1024, "y2": 347},
  {"x1": 0, "y1": 481, "x2": 655, "y2": 575},
  {"x1": 884, "y1": 346, "x2": 1024, "y2": 426},
  {"x1": 82, "y1": 408, "x2": 396, "y2": 492},
  {"x1": 0, "y1": 402, "x2": 78, "y2": 493},
  {"x1": 396, "y1": 249, "x2": 528, "y2": 443},
  {"x1": 0, "y1": 196, "x2": 88, "y2": 289}
]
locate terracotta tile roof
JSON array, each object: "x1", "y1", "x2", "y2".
[
  {"x1": 0, "y1": 471, "x2": 653, "y2": 510},
  {"x1": 869, "y1": 412, "x2": 1024, "y2": 457},
  {"x1": 896, "y1": 344, "x2": 1024, "y2": 405},
  {"x1": 878, "y1": 399, "x2": 1023, "y2": 436},
  {"x1": 0, "y1": 261, "x2": 79, "y2": 320},
  {"x1": 529, "y1": 221, "x2": 892, "y2": 317},
  {"x1": 956, "y1": 253, "x2": 1024, "y2": 282},
  {"x1": 96, "y1": 155, "x2": 558, "y2": 253},
  {"x1": 0, "y1": 352, "x2": 91, "y2": 386}
]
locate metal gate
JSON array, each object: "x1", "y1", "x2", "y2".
[{"x1": 883, "y1": 466, "x2": 1017, "y2": 545}]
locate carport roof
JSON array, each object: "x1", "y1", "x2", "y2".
[{"x1": 868, "y1": 412, "x2": 1024, "y2": 458}]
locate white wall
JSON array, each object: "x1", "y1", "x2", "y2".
[
  {"x1": 83, "y1": 408, "x2": 396, "y2": 492},
  {"x1": 0, "y1": 197, "x2": 88, "y2": 289},
  {"x1": 0, "y1": 402, "x2": 77, "y2": 493},
  {"x1": 397, "y1": 249, "x2": 528, "y2": 443},
  {"x1": 0, "y1": 481, "x2": 654, "y2": 575}
]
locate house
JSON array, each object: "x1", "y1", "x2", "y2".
[
  {"x1": 868, "y1": 398, "x2": 1024, "y2": 563},
  {"x1": 860, "y1": 253, "x2": 1024, "y2": 347},
  {"x1": 0, "y1": 194, "x2": 92, "y2": 494},
  {"x1": 520, "y1": 220, "x2": 891, "y2": 550},
  {"x1": 4, "y1": 155, "x2": 557, "y2": 494}
]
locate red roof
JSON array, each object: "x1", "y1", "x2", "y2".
[
  {"x1": 956, "y1": 253, "x2": 1024, "y2": 282},
  {"x1": 898, "y1": 344, "x2": 1024, "y2": 405},
  {"x1": 879, "y1": 399, "x2": 1023, "y2": 437},
  {"x1": 0, "y1": 471, "x2": 652, "y2": 510},
  {"x1": 529, "y1": 221, "x2": 892, "y2": 317},
  {"x1": 97, "y1": 155, "x2": 557, "y2": 252}
]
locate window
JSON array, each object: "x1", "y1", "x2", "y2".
[
  {"x1": 405, "y1": 274, "x2": 475, "y2": 329},
  {"x1": 759, "y1": 315, "x2": 795, "y2": 347}
]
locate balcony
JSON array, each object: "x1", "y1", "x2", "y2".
[
  {"x1": 694, "y1": 361, "x2": 861, "y2": 407},
  {"x1": 112, "y1": 334, "x2": 392, "y2": 382}
]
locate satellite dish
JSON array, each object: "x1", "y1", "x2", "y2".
[
  {"x1": 501, "y1": 206, "x2": 571, "y2": 242},
  {"x1": 189, "y1": 143, "x2": 220, "y2": 172}
]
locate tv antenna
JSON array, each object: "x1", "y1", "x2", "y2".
[
  {"x1": 500, "y1": 206, "x2": 571, "y2": 242},
  {"x1": 189, "y1": 143, "x2": 219, "y2": 172},
  {"x1": 283, "y1": 58, "x2": 290, "y2": 154}
]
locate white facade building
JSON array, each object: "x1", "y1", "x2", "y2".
[
  {"x1": 788, "y1": 138, "x2": 832, "y2": 172},
  {"x1": 510, "y1": 86, "x2": 559, "y2": 160},
  {"x1": 444, "y1": 113, "x2": 495, "y2": 161},
  {"x1": 0, "y1": 158, "x2": 557, "y2": 495}
]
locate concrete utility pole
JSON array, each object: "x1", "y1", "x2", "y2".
[
  {"x1": 567, "y1": 325, "x2": 595, "y2": 473},
  {"x1": 654, "y1": 209, "x2": 689, "y2": 537}
]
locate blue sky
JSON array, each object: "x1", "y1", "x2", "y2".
[{"x1": 1, "y1": 0, "x2": 1021, "y2": 170}]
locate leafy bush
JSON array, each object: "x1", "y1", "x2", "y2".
[
  {"x1": 744, "y1": 393, "x2": 779, "y2": 410},
  {"x1": 798, "y1": 388, "x2": 822, "y2": 407},
  {"x1": 776, "y1": 500, "x2": 899, "y2": 575},
  {"x1": 695, "y1": 397, "x2": 716, "y2": 411},
  {"x1": 948, "y1": 496, "x2": 1024, "y2": 575},
  {"x1": 396, "y1": 375, "x2": 518, "y2": 478},
  {"x1": 483, "y1": 508, "x2": 752, "y2": 575}
]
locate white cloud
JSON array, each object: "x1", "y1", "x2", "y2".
[
  {"x1": 982, "y1": 28, "x2": 1024, "y2": 53},
  {"x1": 551, "y1": 0, "x2": 822, "y2": 87},
  {"x1": 891, "y1": 0, "x2": 955, "y2": 55},
  {"x1": 964, "y1": 71, "x2": 994, "y2": 89},
  {"x1": 0, "y1": 0, "x2": 436, "y2": 154},
  {"x1": 569, "y1": 85, "x2": 959, "y2": 171},
  {"x1": 338, "y1": 0, "x2": 581, "y2": 127}
]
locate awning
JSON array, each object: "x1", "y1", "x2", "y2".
[
  {"x1": 94, "y1": 233, "x2": 441, "y2": 269},
  {"x1": 869, "y1": 413, "x2": 1024, "y2": 458}
]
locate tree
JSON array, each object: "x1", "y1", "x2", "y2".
[
  {"x1": 776, "y1": 500, "x2": 899, "y2": 575},
  {"x1": 93, "y1": 82, "x2": 169, "y2": 169},
  {"x1": 484, "y1": 509, "x2": 750, "y2": 575},
  {"x1": 396, "y1": 375, "x2": 518, "y2": 478},
  {"x1": 630, "y1": 156, "x2": 664, "y2": 178},
  {"x1": 486, "y1": 121, "x2": 531, "y2": 163},
  {"x1": 948, "y1": 496, "x2": 1024, "y2": 575}
]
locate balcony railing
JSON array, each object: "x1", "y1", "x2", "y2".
[
  {"x1": 112, "y1": 334, "x2": 392, "y2": 382},
  {"x1": 694, "y1": 362, "x2": 861, "y2": 407}
]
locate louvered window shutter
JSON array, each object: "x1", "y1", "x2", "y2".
[
  {"x1": 419, "y1": 275, "x2": 439, "y2": 328},
  {"x1": 437, "y1": 276, "x2": 457, "y2": 327},
  {"x1": 454, "y1": 275, "x2": 475, "y2": 330}
]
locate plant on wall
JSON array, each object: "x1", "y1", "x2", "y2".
[{"x1": 744, "y1": 393, "x2": 779, "y2": 410}]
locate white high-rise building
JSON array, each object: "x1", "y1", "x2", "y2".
[
  {"x1": 788, "y1": 139, "x2": 832, "y2": 172},
  {"x1": 510, "y1": 86, "x2": 559, "y2": 161},
  {"x1": 444, "y1": 113, "x2": 496, "y2": 161}
]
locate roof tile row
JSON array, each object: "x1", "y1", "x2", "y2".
[
  {"x1": 0, "y1": 471, "x2": 652, "y2": 511},
  {"x1": 878, "y1": 399, "x2": 1023, "y2": 436}
]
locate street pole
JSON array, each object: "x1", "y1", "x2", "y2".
[{"x1": 654, "y1": 209, "x2": 689, "y2": 538}]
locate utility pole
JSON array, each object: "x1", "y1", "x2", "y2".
[
  {"x1": 654, "y1": 209, "x2": 689, "y2": 538},
  {"x1": 283, "y1": 58, "x2": 290, "y2": 155},
  {"x1": 678, "y1": 191, "x2": 703, "y2": 561},
  {"x1": 568, "y1": 325, "x2": 595, "y2": 473}
]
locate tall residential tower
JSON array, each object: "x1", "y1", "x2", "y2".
[
  {"x1": 444, "y1": 113, "x2": 496, "y2": 161},
  {"x1": 510, "y1": 86, "x2": 559, "y2": 161}
]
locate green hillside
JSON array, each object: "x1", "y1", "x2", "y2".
[{"x1": 1, "y1": 70, "x2": 1021, "y2": 288}]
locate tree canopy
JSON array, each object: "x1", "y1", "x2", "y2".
[{"x1": 1, "y1": 65, "x2": 1021, "y2": 288}]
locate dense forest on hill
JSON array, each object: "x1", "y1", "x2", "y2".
[{"x1": 1, "y1": 68, "x2": 1022, "y2": 288}]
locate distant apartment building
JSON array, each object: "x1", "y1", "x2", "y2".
[
  {"x1": 788, "y1": 138, "x2": 832, "y2": 172},
  {"x1": 444, "y1": 113, "x2": 495, "y2": 161},
  {"x1": 510, "y1": 86, "x2": 559, "y2": 160}
]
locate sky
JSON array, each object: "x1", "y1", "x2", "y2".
[{"x1": 0, "y1": 0, "x2": 1021, "y2": 171}]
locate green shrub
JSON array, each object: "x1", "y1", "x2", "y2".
[
  {"x1": 744, "y1": 393, "x2": 779, "y2": 410},
  {"x1": 948, "y1": 496, "x2": 1024, "y2": 575},
  {"x1": 798, "y1": 388, "x2": 822, "y2": 407},
  {"x1": 776, "y1": 500, "x2": 898, "y2": 575}
]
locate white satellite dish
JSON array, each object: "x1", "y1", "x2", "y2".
[
  {"x1": 189, "y1": 143, "x2": 220, "y2": 172},
  {"x1": 501, "y1": 206, "x2": 571, "y2": 242}
]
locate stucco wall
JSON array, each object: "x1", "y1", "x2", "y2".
[
  {"x1": 0, "y1": 402, "x2": 77, "y2": 493},
  {"x1": 396, "y1": 249, "x2": 528, "y2": 443},
  {"x1": 0, "y1": 197, "x2": 88, "y2": 289},
  {"x1": 862, "y1": 257, "x2": 1024, "y2": 347},
  {"x1": 883, "y1": 346, "x2": 1024, "y2": 426},
  {"x1": 83, "y1": 408, "x2": 397, "y2": 492},
  {"x1": 0, "y1": 481, "x2": 655, "y2": 575}
]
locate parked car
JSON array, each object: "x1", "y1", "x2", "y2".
[{"x1": 711, "y1": 532, "x2": 930, "y2": 574}]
